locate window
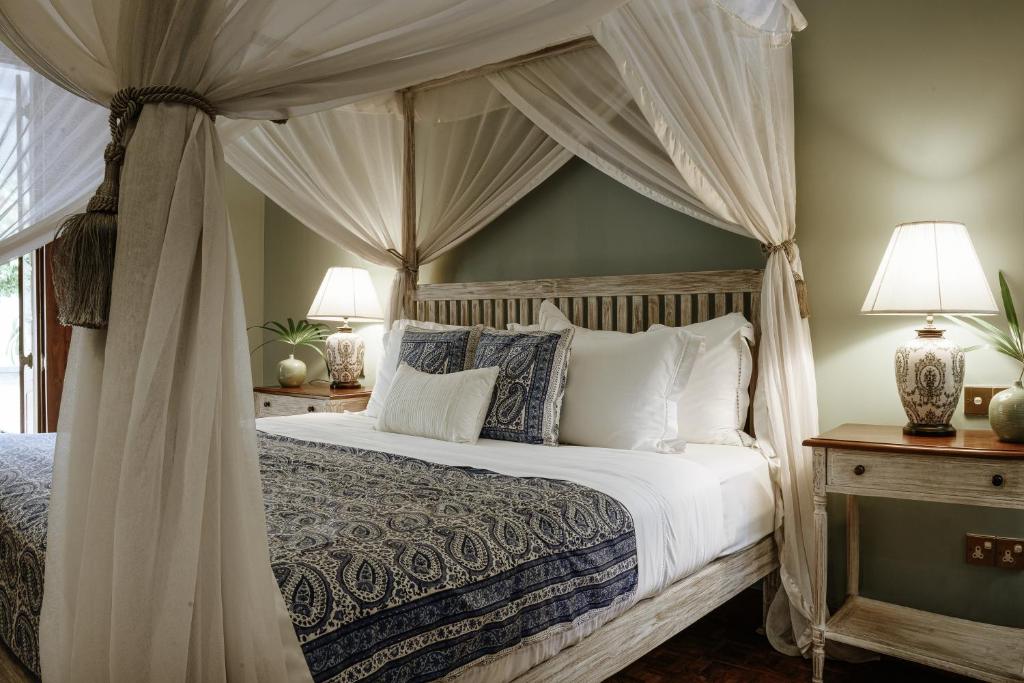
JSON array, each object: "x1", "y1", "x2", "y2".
[{"x1": 0, "y1": 254, "x2": 35, "y2": 433}]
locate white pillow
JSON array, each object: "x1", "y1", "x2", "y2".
[
  {"x1": 537, "y1": 301, "x2": 704, "y2": 452},
  {"x1": 366, "y1": 319, "x2": 469, "y2": 417},
  {"x1": 671, "y1": 313, "x2": 755, "y2": 446},
  {"x1": 377, "y1": 364, "x2": 499, "y2": 443}
]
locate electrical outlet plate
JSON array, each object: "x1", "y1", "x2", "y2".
[
  {"x1": 966, "y1": 533, "x2": 996, "y2": 566},
  {"x1": 964, "y1": 386, "x2": 1008, "y2": 416},
  {"x1": 995, "y1": 537, "x2": 1024, "y2": 570}
]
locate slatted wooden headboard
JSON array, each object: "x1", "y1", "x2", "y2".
[{"x1": 412, "y1": 270, "x2": 764, "y2": 334}]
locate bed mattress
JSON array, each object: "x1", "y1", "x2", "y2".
[{"x1": 0, "y1": 418, "x2": 773, "y2": 682}]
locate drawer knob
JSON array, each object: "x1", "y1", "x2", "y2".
[
  {"x1": 307, "y1": 406, "x2": 316, "y2": 413},
  {"x1": 992, "y1": 474, "x2": 1005, "y2": 487},
  {"x1": 853, "y1": 465, "x2": 866, "y2": 476},
  {"x1": 263, "y1": 401, "x2": 271, "y2": 408}
]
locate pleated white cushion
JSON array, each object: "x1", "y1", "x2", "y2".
[{"x1": 377, "y1": 363, "x2": 499, "y2": 443}]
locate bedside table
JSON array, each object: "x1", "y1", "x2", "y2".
[
  {"x1": 253, "y1": 384, "x2": 371, "y2": 418},
  {"x1": 805, "y1": 424, "x2": 1024, "y2": 683}
]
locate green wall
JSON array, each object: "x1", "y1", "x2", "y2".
[
  {"x1": 224, "y1": 167, "x2": 265, "y2": 385},
  {"x1": 425, "y1": 157, "x2": 764, "y2": 283},
  {"x1": 796, "y1": 0, "x2": 1024, "y2": 625}
]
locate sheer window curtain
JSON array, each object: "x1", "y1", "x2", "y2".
[
  {"x1": 596, "y1": 0, "x2": 817, "y2": 656},
  {"x1": 487, "y1": 46, "x2": 743, "y2": 235},
  {"x1": 411, "y1": 78, "x2": 573, "y2": 310},
  {"x1": 0, "y1": 45, "x2": 106, "y2": 263},
  {"x1": 0, "y1": 0, "x2": 627, "y2": 680}
]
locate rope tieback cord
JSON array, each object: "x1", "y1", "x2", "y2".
[
  {"x1": 387, "y1": 248, "x2": 419, "y2": 275},
  {"x1": 761, "y1": 238, "x2": 810, "y2": 319},
  {"x1": 52, "y1": 86, "x2": 217, "y2": 329}
]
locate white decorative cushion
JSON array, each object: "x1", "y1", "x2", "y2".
[
  {"x1": 537, "y1": 301, "x2": 704, "y2": 452},
  {"x1": 367, "y1": 319, "x2": 471, "y2": 418},
  {"x1": 669, "y1": 313, "x2": 755, "y2": 446},
  {"x1": 376, "y1": 364, "x2": 499, "y2": 443}
]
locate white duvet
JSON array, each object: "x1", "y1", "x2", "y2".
[{"x1": 256, "y1": 411, "x2": 762, "y2": 682}]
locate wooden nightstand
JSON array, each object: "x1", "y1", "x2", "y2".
[
  {"x1": 253, "y1": 384, "x2": 371, "y2": 418},
  {"x1": 804, "y1": 424, "x2": 1024, "y2": 683}
]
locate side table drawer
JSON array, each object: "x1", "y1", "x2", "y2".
[
  {"x1": 255, "y1": 393, "x2": 326, "y2": 418},
  {"x1": 325, "y1": 395, "x2": 370, "y2": 413},
  {"x1": 827, "y1": 448, "x2": 1024, "y2": 508}
]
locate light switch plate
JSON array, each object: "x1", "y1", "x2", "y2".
[{"x1": 964, "y1": 386, "x2": 1008, "y2": 417}]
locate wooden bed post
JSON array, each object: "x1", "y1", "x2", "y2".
[{"x1": 400, "y1": 88, "x2": 418, "y2": 319}]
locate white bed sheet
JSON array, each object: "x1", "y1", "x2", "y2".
[{"x1": 255, "y1": 412, "x2": 774, "y2": 682}]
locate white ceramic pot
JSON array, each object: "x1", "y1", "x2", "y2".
[{"x1": 278, "y1": 354, "x2": 307, "y2": 388}]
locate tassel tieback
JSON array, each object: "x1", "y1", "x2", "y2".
[
  {"x1": 762, "y1": 238, "x2": 810, "y2": 319},
  {"x1": 52, "y1": 86, "x2": 217, "y2": 329}
]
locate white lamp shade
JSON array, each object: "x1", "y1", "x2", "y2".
[
  {"x1": 307, "y1": 267, "x2": 384, "y2": 322},
  {"x1": 861, "y1": 221, "x2": 998, "y2": 315}
]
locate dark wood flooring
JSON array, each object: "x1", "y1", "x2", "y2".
[
  {"x1": 0, "y1": 589, "x2": 971, "y2": 682},
  {"x1": 609, "y1": 588, "x2": 970, "y2": 682}
]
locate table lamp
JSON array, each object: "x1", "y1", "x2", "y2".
[
  {"x1": 862, "y1": 221, "x2": 998, "y2": 435},
  {"x1": 308, "y1": 267, "x2": 384, "y2": 389}
]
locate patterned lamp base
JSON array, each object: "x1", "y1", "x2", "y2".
[
  {"x1": 895, "y1": 322, "x2": 964, "y2": 436},
  {"x1": 325, "y1": 324, "x2": 365, "y2": 390}
]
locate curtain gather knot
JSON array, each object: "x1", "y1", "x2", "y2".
[
  {"x1": 761, "y1": 239, "x2": 809, "y2": 319},
  {"x1": 51, "y1": 85, "x2": 218, "y2": 329},
  {"x1": 386, "y1": 247, "x2": 418, "y2": 274}
]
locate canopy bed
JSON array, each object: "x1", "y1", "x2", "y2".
[{"x1": 0, "y1": 0, "x2": 815, "y2": 681}]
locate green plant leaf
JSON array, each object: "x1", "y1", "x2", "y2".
[{"x1": 998, "y1": 271, "x2": 1022, "y2": 356}]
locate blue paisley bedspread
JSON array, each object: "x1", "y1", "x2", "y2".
[{"x1": 0, "y1": 431, "x2": 637, "y2": 681}]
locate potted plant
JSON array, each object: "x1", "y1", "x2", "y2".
[
  {"x1": 949, "y1": 271, "x2": 1024, "y2": 442},
  {"x1": 249, "y1": 318, "x2": 330, "y2": 388}
]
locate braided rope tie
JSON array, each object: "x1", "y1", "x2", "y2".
[
  {"x1": 386, "y1": 248, "x2": 419, "y2": 275},
  {"x1": 108, "y1": 85, "x2": 217, "y2": 143},
  {"x1": 760, "y1": 239, "x2": 810, "y2": 318}
]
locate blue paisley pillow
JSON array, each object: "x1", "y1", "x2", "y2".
[
  {"x1": 399, "y1": 326, "x2": 482, "y2": 375},
  {"x1": 472, "y1": 328, "x2": 574, "y2": 446}
]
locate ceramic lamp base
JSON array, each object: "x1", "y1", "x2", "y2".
[
  {"x1": 325, "y1": 324, "x2": 365, "y2": 390},
  {"x1": 894, "y1": 321, "x2": 964, "y2": 438}
]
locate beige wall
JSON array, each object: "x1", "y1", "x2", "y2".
[
  {"x1": 224, "y1": 167, "x2": 265, "y2": 385},
  {"x1": 796, "y1": 0, "x2": 1024, "y2": 624}
]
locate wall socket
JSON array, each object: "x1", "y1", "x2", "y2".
[
  {"x1": 995, "y1": 538, "x2": 1024, "y2": 570},
  {"x1": 966, "y1": 534, "x2": 996, "y2": 566},
  {"x1": 966, "y1": 534, "x2": 1024, "y2": 570}
]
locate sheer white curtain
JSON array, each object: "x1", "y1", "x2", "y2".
[
  {"x1": 0, "y1": 0, "x2": 627, "y2": 680},
  {"x1": 412, "y1": 78, "x2": 573, "y2": 303},
  {"x1": 223, "y1": 96, "x2": 407, "y2": 322},
  {"x1": 0, "y1": 45, "x2": 106, "y2": 263},
  {"x1": 596, "y1": 0, "x2": 816, "y2": 656},
  {"x1": 488, "y1": 46, "x2": 742, "y2": 235}
]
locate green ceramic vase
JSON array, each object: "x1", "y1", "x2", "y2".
[
  {"x1": 277, "y1": 354, "x2": 307, "y2": 388},
  {"x1": 989, "y1": 380, "x2": 1024, "y2": 443}
]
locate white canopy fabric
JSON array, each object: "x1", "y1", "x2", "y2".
[
  {"x1": 595, "y1": 0, "x2": 817, "y2": 654},
  {"x1": 0, "y1": 0, "x2": 814, "y2": 678}
]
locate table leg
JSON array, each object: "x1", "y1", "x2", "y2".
[
  {"x1": 812, "y1": 447, "x2": 827, "y2": 683},
  {"x1": 847, "y1": 495, "x2": 859, "y2": 597}
]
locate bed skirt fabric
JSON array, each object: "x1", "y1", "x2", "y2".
[{"x1": 0, "y1": 432, "x2": 638, "y2": 682}]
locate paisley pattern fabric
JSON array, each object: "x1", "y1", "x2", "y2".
[
  {"x1": 0, "y1": 434, "x2": 52, "y2": 675},
  {"x1": 0, "y1": 431, "x2": 636, "y2": 683},
  {"x1": 398, "y1": 326, "x2": 481, "y2": 375},
  {"x1": 472, "y1": 328, "x2": 574, "y2": 446}
]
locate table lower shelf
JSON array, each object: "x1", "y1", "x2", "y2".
[{"x1": 826, "y1": 596, "x2": 1024, "y2": 682}]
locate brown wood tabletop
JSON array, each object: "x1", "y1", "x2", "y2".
[
  {"x1": 254, "y1": 384, "x2": 372, "y2": 399},
  {"x1": 804, "y1": 423, "x2": 1024, "y2": 459}
]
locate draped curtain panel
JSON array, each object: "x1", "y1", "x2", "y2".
[
  {"x1": 487, "y1": 46, "x2": 743, "y2": 235},
  {"x1": 413, "y1": 78, "x2": 573, "y2": 304},
  {"x1": 0, "y1": 45, "x2": 106, "y2": 263},
  {"x1": 222, "y1": 96, "x2": 407, "y2": 323},
  {"x1": 596, "y1": 0, "x2": 816, "y2": 655},
  {"x1": 0, "y1": 0, "x2": 627, "y2": 679}
]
